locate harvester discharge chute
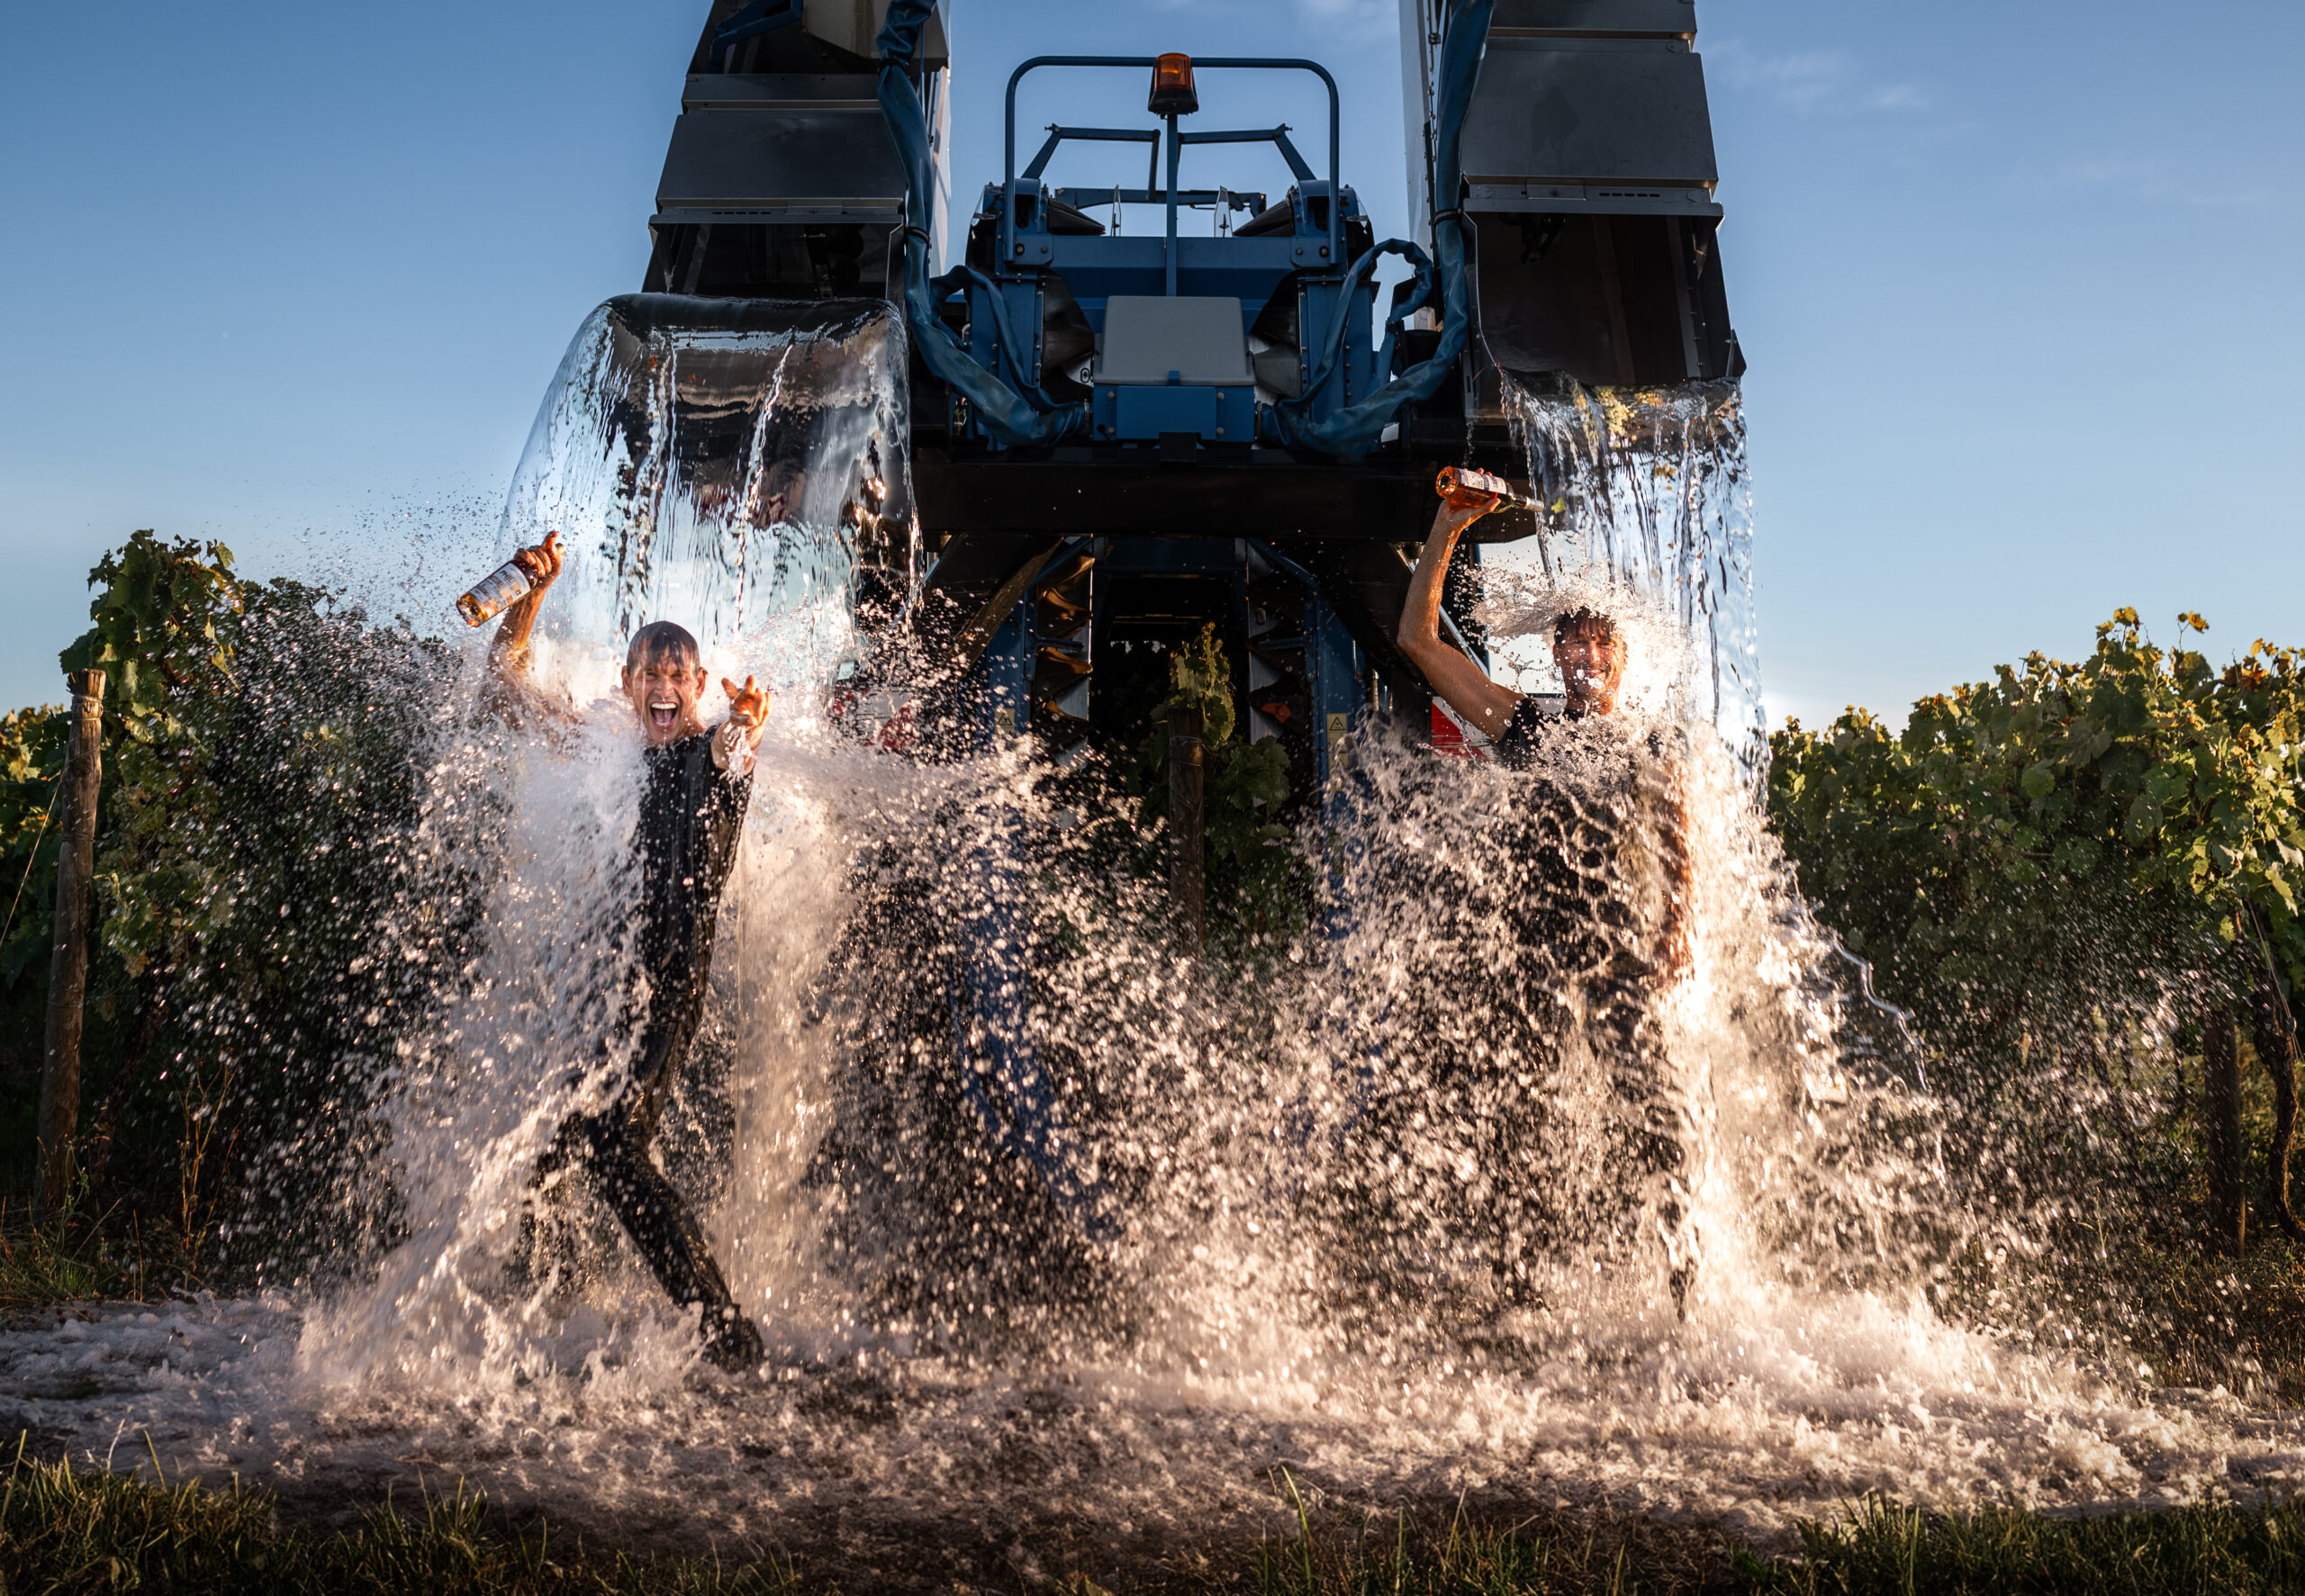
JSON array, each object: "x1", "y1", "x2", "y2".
[{"x1": 605, "y1": 0, "x2": 1740, "y2": 1261}]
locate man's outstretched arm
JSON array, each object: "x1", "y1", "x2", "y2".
[{"x1": 1397, "y1": 499, "x2": 1521, "y2": 740}]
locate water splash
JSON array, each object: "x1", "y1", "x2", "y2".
[
  {"x1": 1491, "y1": 374, "x2": 1764, "y2": 765},
  {"x1": 297, "y1": 294, "x2": 914, "y2": 1388},
  {"x1": 500, "y1": 294, "x2": 906, "y2": 700},
  {"x1": 19, "y1": 331, "x2": 2295, "y2": 1581}
]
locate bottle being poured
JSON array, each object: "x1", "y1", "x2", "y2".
[
  {"x1": 1434, "y1": 465, "x2": 1542, "y2": 512},
  {"x1": 457, "y1": 546, "x2": 547, "y2": 627}
]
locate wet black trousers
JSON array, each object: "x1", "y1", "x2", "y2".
[{"x1": 525, "y1": 994, "x2": 764, "y2": 1369}]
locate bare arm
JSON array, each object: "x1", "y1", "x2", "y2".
[
  {"x1": 485, "y1": 533, "x2": 567, "y2": 720},
  {"x1": 487, "y1": 532, "x2": 562, "y2": 681},
  {"x1": 1396, "y1": 500, "x2": 1522, "y2": 740}
]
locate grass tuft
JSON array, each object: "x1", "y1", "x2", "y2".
[
  {"x1": 0, "y1": 1199, "x2": 162, "y2": 1310},
  {"x1": 0, "y1": 1445, "x2": 799, "y2": 1595},
  {"x1": 1244, "y1": 1471, "x2": 1708, "y2": 1596},
  {"x1": 16, "y1": 1444, "x2": 2305, "y2": 1593},
  {"x1": 1734, "y1": 1492, "x2": 2305, "y2": 1595}
]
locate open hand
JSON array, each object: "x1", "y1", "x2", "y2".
[
  {"x1": 723, "y1": 673, "x2": 770, "y2": 728},
  {"x1": 714, "y1": 674, "x2": 769, "y2": 772},
  {"x1": 511, "y1": 530, "x2": 564, "y2": 591}
]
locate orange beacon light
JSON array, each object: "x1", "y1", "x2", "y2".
[{"x1": 1148, "y1": 54, "x2": 1198, "y2": 116}]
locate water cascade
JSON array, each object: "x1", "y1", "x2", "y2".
[
  {"x1": 280, "y1": 346, "x2": 2305, "y2": 1553},
  {"x1": 1487, "y1": 374, "x2": 1764, "y2": 769},
  {"x1": 502, "y1": 294, "x2": 908, "y2": 699},
  {"x1": 6, "y1": 324, "x2": 2299, "y2": 1577}
]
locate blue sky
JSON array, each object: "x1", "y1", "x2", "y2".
[{"x1": 2, "y1": 1, "x2": 2299, "y2": 728}]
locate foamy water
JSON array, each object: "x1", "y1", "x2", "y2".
[
  {"x1": 4, "y1": 1278, "x2": 2298, "y2": 1559},
  {"x1": 5, "y1": 329, "x2": 2284, "y2": 1575}
]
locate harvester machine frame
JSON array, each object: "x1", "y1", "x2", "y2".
[{"x1": 636, "y1": 0, "x2": 1741, "y2": 1247}]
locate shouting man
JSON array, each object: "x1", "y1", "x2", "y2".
[{"x1": 490, "y1": 530, "x2": 770, "y2": 1369}]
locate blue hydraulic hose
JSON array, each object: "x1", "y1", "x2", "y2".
[
  {"x1": 878, "y1": 0, "x2": 1088, "y2": 447},
  {"x1": 1291, "y1": 237, "x2": 1436, "y2": 412},
  {"x1": 932, "y1": 263, "x2": 1072, "y2": 411},
  {"x1": 1265, "y1": 0, "x2": 1494, "y2": 459}
]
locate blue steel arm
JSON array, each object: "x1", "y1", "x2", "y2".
[
  {"x1": 1266, "y1": 129, "x2": 1316, "y2": 184},
  {"x1": 1023, "y1": 127, "x2": 1161, "y2": 183},
  {"x1": 1005, "y1": 57, "x2": 1341, "y2": 271},
  {"x1": 1037, "y1": 125, "x2": 1309, "y2": 196},
  {"x1": 1165, "y1": 115, "x2": 1181, "y2": 295},
  {"x1": 1177, "y1": 127, "x2": 1315, "y2": 184},
  {"x1": 1178, "y1": 126, "x2": 1304, "y2": 149},
  {"x1": 1053, "y1": 188, "x2": 1263, "y2": 210},
  {"x1": 877, "y1": 1, "x2": 1088, "y2": 446}
]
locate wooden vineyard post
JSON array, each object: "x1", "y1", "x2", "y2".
[
  {"x1": 1169, "y1": 699, "x2": 1205, "y2": 958},
  {"x1": 36, "y1": 669, "x2": 105, "y2": 1222},
  {"x1": 2255, "y1": 980, "x2": 2305, "y2": 1241},
  {"x1": 2203, "y1": 1003, "x2": 2246, "y2": 1256}
]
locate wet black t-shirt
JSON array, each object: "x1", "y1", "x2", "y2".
[
  {"x1": 626, "y1": 732, "x2": 753, "y2": 1103},
  {"x1": 1481, "y1": 695, "x2": 1670, "y2": 977},
  {"x1": 1491, "y1": 694, "x2": 1665, "y2": 774},
  {"x1": 1491, "y1": 693, "x2": 1567, "y2": 771}
]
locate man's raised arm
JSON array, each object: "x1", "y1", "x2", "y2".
[
  {"x1": 712, "y1": 673, "x2": 771, "y2": 774},
  {"x1": 1397, "y1": 498, "x2": 1521, "y2": 741},
  {"x1": 486, "y1": 532, "x2": 565, "y2": 713}
]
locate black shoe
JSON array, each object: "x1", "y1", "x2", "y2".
[{"x1": 701, "y1": 1307, "x2": 765, "y2": 1371}]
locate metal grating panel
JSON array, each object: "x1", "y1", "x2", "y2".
[
  {"x1": 1460, "y1": 39, "x2": 1718, "y2": 189},
  {"x1": 1490, "y1": 0, "x2": 1696, "y2": 37},
  {"x1": 655, "y1": 107, "x2": 906, "y2": 215}
]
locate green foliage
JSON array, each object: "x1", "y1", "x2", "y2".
[
  {"x1": 1769, "y1": 611, "x2": 2305, "y2": 1048},
  {"x1": 59, "y1": 531, "x2": 250, "y2": 978},
  {"x1": 0, "y1": 1451, "x2": 797, "y2": 1594},
  {"x1": 1767, "y1": 610, "x2": 2305, "y2": 1321},
  {"x1": 0, "y1": 706, "x2": 66, "y2": 991},
  {"x1": 0, "y1": 530, "x2": 481, "y2": 1280},
  {"x1": 1136, "y1": 626, "x2": 1307, "y2": 953},
  {"x1": 1161, "y1": 624, "x2": 1237, "y2": 748}
]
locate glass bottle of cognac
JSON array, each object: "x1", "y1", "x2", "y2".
[
  {"x1": 456, "y1": 558, "x2": 536, "y2": 627},
  {"x1": 1434, "y1": 465, "x2": 1539, "y2": 510}
]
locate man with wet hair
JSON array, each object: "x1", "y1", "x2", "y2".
[
  {"x1": 489, "y1": 531, "x2": 771, "y2": 1369},
  {"x1": 1397, "y1": 496, "x2": 1630, "y2": 746},
  {"x1": 1392, "y1": 493, "x2": 1695, "y2": 1314}
]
